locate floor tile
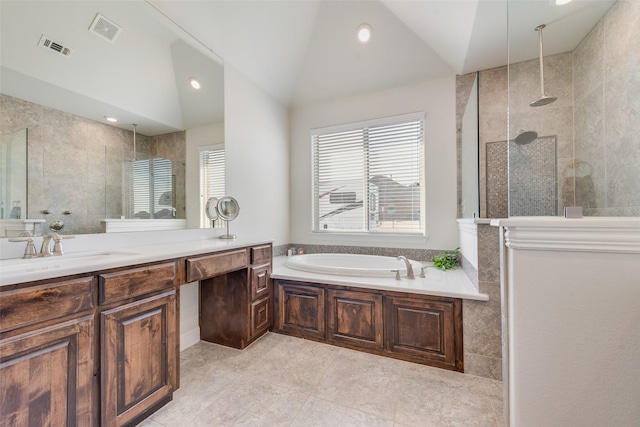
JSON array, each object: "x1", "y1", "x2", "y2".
[
  {"x1": 145, "y1": 332, "x2": 503, "y2": 426},
  {"x1": 291, "y1": 397, "x2": 394, "y2": 427}
]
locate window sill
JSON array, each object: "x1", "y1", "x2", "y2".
[{"x1": 309, "y1": 231, "x2": 429, "y2": 245}]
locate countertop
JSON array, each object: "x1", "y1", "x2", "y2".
[
  {"x1": 0, "y1": 235, "x2": 272, "y2": 287},
  {"x1": 271, "y1": 256, "x2": 488, "y2": 301}
]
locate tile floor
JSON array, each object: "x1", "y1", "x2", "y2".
[{"x1": 140, "y1": 332, "x2": 503, "y2": 427}]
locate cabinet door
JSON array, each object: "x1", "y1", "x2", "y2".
[
  {"x1": 101, "y1": 290, "x2": 177, "y2": 427},
  {"x1": 250, "y1": 263, "x2": 271, "y2": 301},
  {"x1": 385, "y1": 296, "x2": 459, "y2": 370},
  {"x1": 327, "y1": 289, "x2": 383, "y2": 350},
  {"x1": 0, "y1": 314, "x2": 96, "y2": 426},
  {"x1": 275, "y1": 281, "x2": 325, "y2": 340},
  {"x1": 250, "y1": 296, "x2": 271, "y2": 340}
]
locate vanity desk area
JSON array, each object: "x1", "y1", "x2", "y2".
[{"x1": 0, "y1": 234, "x2": 273, "y2": 427}]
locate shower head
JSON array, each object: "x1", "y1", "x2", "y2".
[
  {"x1": 531, "y1": 24, "x2": 557, "y2": 107},
  {"x1": 530, "y1": 94, "x2": 557, "y2": 107},
  {"x1": 515, "y1": 130, "x2": 538, "y2": 145}
]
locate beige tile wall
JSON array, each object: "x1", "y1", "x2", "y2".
[{"x1": 0, "y1": 94, "x2": 186, "y2": 234}]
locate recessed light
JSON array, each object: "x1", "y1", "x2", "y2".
[
  {"x1": 104, "y1": 116, "x2": 118, "y2": 123},
  {"x1": 357, "y1": 23, "x2": 372, "y2": 44},
  {"x1": 189, "y1": 77, "x2": 201, "y2": 90},
  {"x1": 555, "y1": 0, "x2": 573, "y2": 5}
]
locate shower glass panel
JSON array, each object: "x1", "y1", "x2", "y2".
[
  {"x1": 507, "y1": 0, "x2": 640, "y2": 217},
  {"x1": 0, "y1": 128, "x2": 27, "y2": 219}
]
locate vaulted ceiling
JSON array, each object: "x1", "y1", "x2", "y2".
[
  {"x1": 151, "y1": 0, "x2": 616, "y2": 106},
  {"x1": 1, "y1": 0, "x2": 616, "y2": 135}
]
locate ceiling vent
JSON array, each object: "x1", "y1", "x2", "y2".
[
  {"x1": 38, "y1": 35, "x2": 73, "y2": 57},
  {"x1": 89, "y1": 13, "x2": 122, "y2": 43}
]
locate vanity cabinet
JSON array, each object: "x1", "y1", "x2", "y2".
[
  {"x1": 273, "y1": 279, "x2": 463, "y2": 371},
  {"x1": 99, "y1": 262, "x2": 178, "y2": 427},
  {"x1": 0, "y1": 277, "x2": 97, "y2": 426},
  {"x1": 196, "y1": 244, "x2": 272, "y2": 349},
  {"x1": 274, "y1": 281, "x2": 325, "y2": 340}
]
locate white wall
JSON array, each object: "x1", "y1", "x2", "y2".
[
  {"x1": 180, "y1": 66, "x2": 290, "y2": 348},
  {"x1": 224, "y1": 65, "x2": 290, "y2": 246},
  {"x1": 289, "y1": 77, "x2": 458, "y2": 250},
  {"x1": 185, "y1": 122, "x2": 225, "y2": 229},
  {"x1": 497, "y1": 217, "x2": 640, "y2": 426}
]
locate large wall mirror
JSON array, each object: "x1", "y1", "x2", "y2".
[{"x1": 0, "y1": 0, "x2": 224, "y2": 235}]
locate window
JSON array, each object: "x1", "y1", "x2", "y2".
[
  {"x1": 199, "y1": 144, "x2": 225, "y2": 228},
  {"x1": 311, "y1": 113, "x2": 425, "y2": 234},
  {"x1": 124, "y1": 157, "x2": 175, "y2": 219}
]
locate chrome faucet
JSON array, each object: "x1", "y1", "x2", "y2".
[
  {"x1": 9, "y1": 232, "x2": 70, "y2": 259},
  {"x1": 40, "y1": 232, "x2": 63, "y2": 256},
  {"x1": 396, "y1": 256, "x2": 415, "y2": 279}
]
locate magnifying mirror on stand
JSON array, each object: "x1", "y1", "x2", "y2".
[
  {"x1": 204, "y1": 197, "x2": 219, "y2": 227},
  {"x1": 216, "y1": 196, "x2": 239, "y2": 240}
]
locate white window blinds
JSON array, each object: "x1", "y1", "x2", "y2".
[
  {"x1": 124, "y1": 158, "x2": 174, "y2": 219},
  {"x1": 312, "y1": 113, "x2": 425, "y2": 234},
  {"x1": 199, "y1": 145, "x2": 225, "y2": 228}
]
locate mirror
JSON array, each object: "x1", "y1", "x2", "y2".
[
  {"x1": 217, "y1": 197, "x2": 239, "y2": 221},
  {"x1": 0, "y1": 0, "x2": 224, "y2": 234},
  {"x1": 216, "y1": 196, "x2": 239, "y2": 240},
  {"x1": 205, "y1": 197, "x2": 219, "y2": 222}
]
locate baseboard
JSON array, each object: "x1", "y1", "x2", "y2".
[{"x1": 180, "y1": 327, "x2": 200, "y2": 351}]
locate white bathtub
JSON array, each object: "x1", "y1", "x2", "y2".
[{"x1": 284, "y1": 253, "x2": 424, "y2": 278}]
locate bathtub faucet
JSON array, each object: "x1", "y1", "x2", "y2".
[{"x1": 396, "y1": 256, "x2": 415, "y2": 280}]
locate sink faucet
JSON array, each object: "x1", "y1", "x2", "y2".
[
  {"x1": 9, "y1": 232, "x2": 71, "y2": 259},
  {"x1": 396, "y1": 256, "x2": 415, "y2": 279},
  {"x1": 40, "y1": 232, "x2": 62, "y2": 256}
]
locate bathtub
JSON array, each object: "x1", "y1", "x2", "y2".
[{"x1": 284, "y1": 253, "x2": 424, "y2": 278}]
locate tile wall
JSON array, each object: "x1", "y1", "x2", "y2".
[
  {"x1": 0, "y1": 94, "x2": 186, "y2": 234},
  {"x1": 573, "y1": 0, "x2": 640, "y2": 216}
]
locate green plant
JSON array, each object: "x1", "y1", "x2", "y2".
[{"x1": 432, "y1": 248, "x2": 460, "y2": 271}]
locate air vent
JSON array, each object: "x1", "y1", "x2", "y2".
[
  {"x1": 89, "y1": 13, "x2": 122, "y2": 43},
  {"x1": 38, "y1": 35, "x2": 73, "y2": 57}
]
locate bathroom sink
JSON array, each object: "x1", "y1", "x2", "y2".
[{"x1": 0, "y1": 250, "x2": 141, "y2": 271}]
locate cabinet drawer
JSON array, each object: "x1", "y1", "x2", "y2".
[
  {"x1": 99, "y1": 262, "x2": 176, "y2": 305},
  {"x1": 250, "y1": 244, "x2": 271, "y2": 265},
  {"x1": 186, "y1": 249, "x2": 247, "y2": 282},
  {"x1": 250, "y1": 263, "x2": 271, "y2": 300},
  {"x1": 0, "y1": 277, "x2": 95, "y2": 334}
]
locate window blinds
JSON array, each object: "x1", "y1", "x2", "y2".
[
  {"x1": 199, "y1": 146, "x2": 225, "y2": 228},
  {"x1": 312, "y1": 113, "x2": 425, "y2": 234},
  {"x1": 125, "y1": 158, "x2": 174, "y2": 219}
]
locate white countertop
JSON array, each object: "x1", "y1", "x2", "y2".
[
  {"x1": 0, "y1": 234, "x2": 272, "y2": 287},
  {"x1": 271, "y1": 256, "x2": 488, "y2": 301}
]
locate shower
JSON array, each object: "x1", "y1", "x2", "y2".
[
  {"x1": 514, "y1": 24, "x2": 557, "y2": 146},
  {"x1": 530, "y1": 24, "x2": 557, "y2": 107},
  {"x1": 514, "y1": 130, "x2": 538, "y2": 145}
]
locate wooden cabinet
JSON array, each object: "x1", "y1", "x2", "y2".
[
  {"x1": 274, "y1": 281, "x2": 325, "y2": 340},
  {"x1": 101, "y1": 291, "x2": 177, "y2": 427},
  {"x1": 327, "y1": 289, "x2": 383, "y2": 351},
  {"x1": 0, "y1": 314, "x2": 96, "y2": 426},
  {"x1": 0, "y1": 276, "x2": 97, "y2": 426},
  {"x1": 274, "y1": 279, "x2": 463, "y2": 371},
  {"x1": 197, "y1": 244, "x2": 272, "y2": 349},
  {"x1": 385, "y1": 296, "x2": 461, "y2": 371},
  {"x1": 99, "y1": 263, "x2": 178, "y2": 427},
  {"x1": 0, "y1": 242, "x2": 271, "y2": 425}
]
